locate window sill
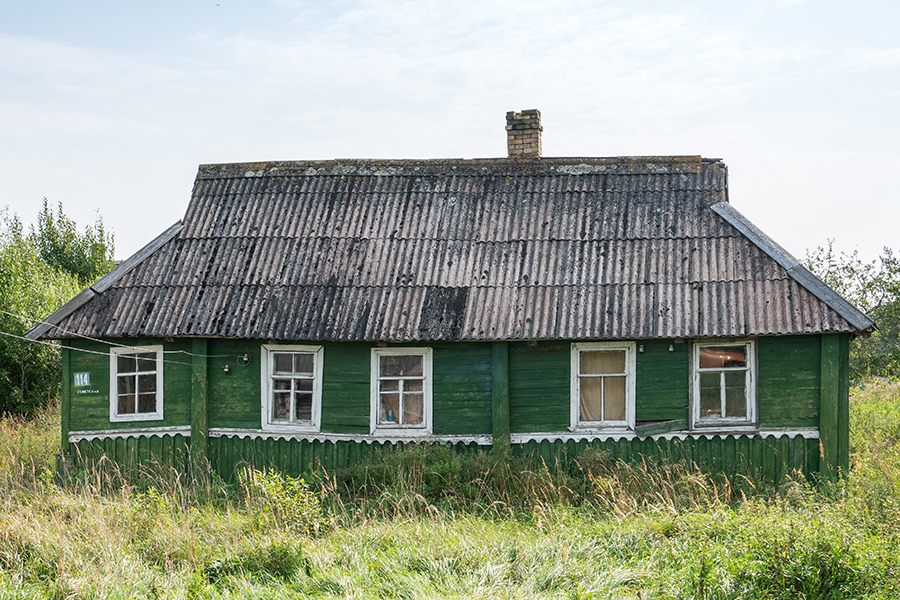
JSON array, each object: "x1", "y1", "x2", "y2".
[
  {"x1": 370, "y1": 427, "x2": 432, "y2": 438},
  {"x1": 261, "y1": 423, "x2": 320, "y2": 434},
  {"x1": 571, "y1": 424, "x2": 633, "y2": 434},
  {"x1": 110, "y1": 413, "x2": 164, "y2": 423}
]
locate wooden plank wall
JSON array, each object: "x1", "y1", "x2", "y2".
[
  {"x1": 67, "y1": 338, "x2": 193, "y2": 432},
  {"x1": 67, "y1": 433, "x2": 818, "y2": 485},
  {"x1": 62, "y1": 334, "x2": 835, "y2": 481},
  {"x1": 70, "y1": 434, "x2": 192, "y2": 478}
]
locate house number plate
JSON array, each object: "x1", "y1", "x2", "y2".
[{"x1": 73, "y1": 372, "x2": 91, "y2": 387}]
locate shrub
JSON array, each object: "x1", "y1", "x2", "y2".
[
  {"x1": 239, "y1": 468, "x2": 325, "y2": 534},
  {"x1": 204, "y1": 539, "x2": 306, "y2": 585}
]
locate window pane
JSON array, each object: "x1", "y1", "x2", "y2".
[
  {"x1": 699, "y1": 372, "x2": 721, "y2": 417},
  {"x1": 380, "y1": 393, "x2": 400, "y2": 423},
  {"x1": 579, "y1": 377, "x2": 603, "y2": 421},
  {"x1": 581, "y1": 350, "x2": 625, "y2": 375},
  {"x1": 380, "y1": 356, "x2": 403, "y2": 377},
  {"x1": 117, "y1": 354, "x2": 135, "y2": 373},
  {"x1": 405, "y1": 379, "x2": 423, "y2": 393},
  {"x1": 699, "y1": 346, "x2": 746, "y2": 369},
  {"x1": 118, "y1": 375, "x2": 136, "y2": 395},
  {"x1": 273, "y1": 378, "x2": 291, "y2": 391},
  {"x1": 273, "y1": 392, "x2": 290, "y2": 420},
  {"x1": 295, "y1": 393, "x2": 312, "y2": 421},
  {"x1": 118, "y1": 394, "x2": 135, "y2": 414},
  {"x1": 135, "y1": 353, "x2": 156, "y2": 372},
  {"x1": 724, "y1": 371, "x2": 747, "y2": 418},
  {"x1": 138, "y1": 373, "x2": 156, "y2": 394},
  {"x1": 404, "y1": 393, "x2": 424, "y2": 425},
  {"x1": 273, "y1": 353, "x2": 293, "y2": 374},
  {"x1": 604, "y1": 376, "x2": 626, "y2": 421},
  {"x1": 296, "y1": 379, "x2": 313, "y2": 393},
  {"x1": 380, "y1": 355, "x2": 424, "y2": 377},
  {"x1": 138, "y1": 394, "x2": 156, "y2": 413},
  {"x1": 293, "y1": 354, "x2": 314, "y2": 376},
  {"x1": 400, "y1": 356, "x2": 423, "y2": 377},
  {"x1": 381, "y1": 380, "x2": 399, "y2": 392}
]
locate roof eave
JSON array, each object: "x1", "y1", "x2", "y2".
[
  {"x1": 25, "y1": 220, "x2": 185, "y2": 340},
  {"x1": 709, "y1": 202, "x2": 875, "y2": 333}
]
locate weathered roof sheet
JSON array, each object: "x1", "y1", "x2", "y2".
[{"x1": 30, "y1": 156, "x2": 874, "y2": 341}]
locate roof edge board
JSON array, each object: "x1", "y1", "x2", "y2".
[
  {"x1": 710, "y1": 202, "x2": 874, "y2": 332},
  {"x1": 25, "y1": 221, "x2": 184, "y2": 340}
]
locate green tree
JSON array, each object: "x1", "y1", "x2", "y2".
[
  {"x1": 806, "y1": 241, "x2": 900, "y2": 381},
  {"x1": 0, "y1": 202, "x2": 115, "y2": 415},
  {"x1": 33, "y1": 198, "x2": 115, "y2": 286}
]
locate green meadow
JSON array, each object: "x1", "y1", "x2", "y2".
[{"x1": 1, "y1": 381, "x2": 899, "y2": 599}]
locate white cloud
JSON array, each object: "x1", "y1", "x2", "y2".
[{"x1": 841, "y1": 47, "x2": 900, "y2": 70}]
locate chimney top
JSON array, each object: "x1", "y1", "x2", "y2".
[{"x1": 506, "y1": 109, "x2": 542, "y2": 160}]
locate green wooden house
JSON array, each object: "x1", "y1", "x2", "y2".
[{"x1": 28, "y1": 110, "x2": 873, "y2": 481}]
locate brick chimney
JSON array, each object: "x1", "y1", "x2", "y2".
[{"x1": 506, "y1": 109, "x2": 542, "y2": 159}]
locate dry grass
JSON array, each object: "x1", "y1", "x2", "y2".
[{"x1": 0, "y1": 381, "x2": 898, "y2": 598}]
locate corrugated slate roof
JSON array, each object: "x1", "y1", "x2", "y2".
[{"x1": 30, "y1": 156, "x2": 873, "y2": 341}]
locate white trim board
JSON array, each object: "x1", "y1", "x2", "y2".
[
  {"x1": 510, "y1": 428, "x2": 820, "y2": 444},
  {"x1": 68, "y1": 425, "x2": 191, "y2": 443},
  {"x1": 209, "y1": 428, "x2": 492, "y2": 445},
  {"x1": 67, "y1": 427, "x2": 820, "y2": 445}
]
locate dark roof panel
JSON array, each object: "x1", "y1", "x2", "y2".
[{"x1": 33, "y1": 156, "x2": 871, "y2": 341}]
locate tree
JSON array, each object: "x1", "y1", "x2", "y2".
[
  {"x1": 0, "y1": 202, "x2": 115, "y2": 415},
  {"x1": 33, "y1": 198, "x2": 115, "y2": 286},
  {"x1": 806, "y1": 241, "x2": 900, "y2": 381}
]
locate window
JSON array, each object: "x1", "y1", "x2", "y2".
[
  {"x1": 570, "y1": 342, "x2": 635, "y2": 430},
  {"x1": 370, "y1": 348, "x2": 432, "y2": 436},
  {"x1": 261, "y1": 344, "x2": 324, "y2": 432},
  {"x1": 110, "y1": 346, "x2": 164, "y2": 422},
  {"x1": 692, "y1": 340, "x2": 756, "y2": 427}
]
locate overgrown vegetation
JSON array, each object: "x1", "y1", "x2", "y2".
[
  {"x1": 1, "y1": 381, "x2": 898, "y2": 598},
  {"x1": 0, "y1": 200, "x2": 114, "y2": 415},
  {"x1": 807, "y1": 242, "x2": 900, "y2": 381}
]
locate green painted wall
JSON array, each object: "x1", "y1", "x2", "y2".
[
  {"x1": 635, "y1": 340, "x2": 690, "y2": 422},
  {"x1": 509, "y1": 341, "x2": 570, "y2": 433},
  {"x1": 66, "y1": 335, "x2": 828, "y2": 436},
  {"x1": 758, "y1": 335, "x2": 822, "y2": 428},
  {"x1": 207, "y1": 339, "x2": 261, "y2": 429},
  {"x1": 433, "y1": 342, "x2": 493, "y2": 435},
  {"x1": 67, "y1": 338, "x2": 192, "y2": 431},
  {"x1": 205, "y1": 340, "x2": 495, "y2": 435},
  {"x1": 67, "y1": 432, "x2": 818, "y2": 484},
  {"x1": 62, "y1": 334, "x2": 842, "y2": 480}
]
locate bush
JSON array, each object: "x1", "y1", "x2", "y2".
[
  {"x1": 204, "y1": 540, "x2": 306, "y2": 585},
  {"x1": 239, "y1": 468, "x2": 325, "y2": 534}
]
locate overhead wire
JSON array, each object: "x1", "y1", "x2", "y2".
[
  {"x1": 0, "y1": 308, "x2": 234, "y2": 360},
  {"x1": 0, "y1": 329, "x2": 192, "y2": 368}
]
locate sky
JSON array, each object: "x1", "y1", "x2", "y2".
[{"x1": 1, "y1": 0, "x2": 897, "y2": 263}]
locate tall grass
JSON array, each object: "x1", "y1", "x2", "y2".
[{"x1": 0, "y1": 381, "x2": 898, "y2": 598}]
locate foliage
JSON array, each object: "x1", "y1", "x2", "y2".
[
  {"x1": 0, "y1": 381, "x2": 898, "y2": 598},
  {"x1": 239, "y1": 469, "x2": 325, "y2": 535},
  {"x1": 806, "y1": 241, "x2": 900, "y2": 380},
  {"x1": 33, "y1": 198, "x2": 116, "y2": 286},
  {"x1": 0, "y1": 202, "x2": 114, "y2": 415},
  {"x1": 0, "y1": 210, "x2": 81, "y2": 415},
  {"x1": 205, "y1": 540, "x2": 307, "y2": 586}
]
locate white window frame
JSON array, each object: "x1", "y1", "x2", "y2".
[
  {"x1": 370, "y1": 347, "x2": 433, "y2": 437},
  {"x1": 110, "y1": 345, "x2": 164, "y2": 422},
  {"x1": 261, "y1": 344, "x2": 324, "y2": 433},
  {"x1": 570, "y1": 341, "x2": 636, "y2": 431},
  {"x1": 691, "y1": 339, "x2": 757, "y2": 429}
]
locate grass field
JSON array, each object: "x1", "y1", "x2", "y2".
[{"x1": 1, "y1": 381, "x2": 899, "y2": 599}]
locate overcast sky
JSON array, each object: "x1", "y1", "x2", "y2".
[{"x1": 1, "y1": 0, "x2": 897, "y2": 263}]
